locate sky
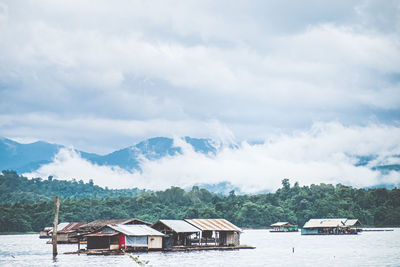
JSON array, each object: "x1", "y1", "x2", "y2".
[{"x1": 1, "y1": 0, "x2": 400, "y2": 191}]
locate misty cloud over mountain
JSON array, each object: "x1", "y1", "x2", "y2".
[{"x1": 1, "y1": 123, "x2": 399, "y2": 193}]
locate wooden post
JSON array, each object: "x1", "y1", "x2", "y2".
[
  {"x1": 52, "y1": 196, "x2": 60, "y2": 257},
  {"x1": 199, "y1": 232, "x2": 202, "y2": 246}
]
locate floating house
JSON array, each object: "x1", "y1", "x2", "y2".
[
  {"x1": 184, "y1": 219, "x2": 241, "y2": 246},
  {"x1": 152, "y1": 219, "x2": 201, "y2": 249},
  {"x1": 78, "y1": 218, "x2": 151, "y2": 236},
  {"x1": 301, "y1": 218, "x2": 361, "y2": 235},
  {"x1": 39, "y1": 226, "x2": 52, "y2": 239},
  {"x1": 270, "y1": 222, "x2": 298, "y2": 232},
  {"x1": 57, "y1": 222, "x2": 87, "y2": 243},
  {"x1": 345, "y1": 219, "x2": 362, "y2": 230},
  {"x1": 86, "y1": 224, "x2": 164, "y2": 251}
]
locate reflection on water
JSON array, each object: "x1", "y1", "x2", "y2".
[{"x1": 0, "y1": 229, "x2": 399, "y2": 266}]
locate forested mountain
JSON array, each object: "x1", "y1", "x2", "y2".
[
  {"x1": 0, "y1": 137, "x2": 215, "y2": 173},
  {"x1": 0, "y1": 171, "x2": 399, "y2": 232}
]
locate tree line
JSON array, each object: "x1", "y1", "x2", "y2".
[
  {"x1": 0, "y1": 171, "x2": 399, "y2": 232},
  {"x1": 0, "y1": 170, "x2": 146, "y2": 203}
]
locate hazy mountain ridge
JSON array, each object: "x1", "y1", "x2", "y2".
[
  {"x1": 0, "y1": 137, "x2": 399, "y2": 193},
  {"x1": 0, "y1": 138, "x2": 63, "y2": 173},
  {"x1": 0, "y1": 137, "x2": 217, "y2": 173}
]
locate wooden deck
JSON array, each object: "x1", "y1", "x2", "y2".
[{"x1": 65, "y1": 245, "x2": 255, "y2": 255}]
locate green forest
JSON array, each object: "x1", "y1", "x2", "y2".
[{"x1": 0, "y1": 170, "x2": 399, "y2": 232}]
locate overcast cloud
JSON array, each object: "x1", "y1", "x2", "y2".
[{"x1": 1, "y1": 1, "x2": 400, "y2": 189}]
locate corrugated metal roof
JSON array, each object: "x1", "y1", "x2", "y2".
[
  {"x1": 155, "y1": 220, "x2": 201, "y2": 233},
  {"x1": 109, "y1": 224, "x2": 165, "y2": 236},
  {"x1": 270, "y1": 222, "x2": 289, "y2": 227},
  {"x1": 303, "y1": 218, "x2": 347, "y2": 228},
  {"x1": 56, "y1": 222, "x2": 69, "y2": 231},
  {"x1": 184, "y1": 219, "x2": 242, "y2": 232},
  {"x1": 58, "y1": 222, "x2": 87, "y2": 233},
  {"x1": 345, "y1": 219, "x2": 361, "y2": 226},
  {"x1": 78, "y1": 218, "x2": 150, "y2": 231}
]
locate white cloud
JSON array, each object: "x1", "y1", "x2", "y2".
[
  {"x1": 25, "y1": 148, "x2": 136, "y2": 188},
  {"x1": 25, "y1": 123, "x2": 400, "y2": 193},
  {"x1": 0, "y1": 0, "x2": 399, "y2": 163}
]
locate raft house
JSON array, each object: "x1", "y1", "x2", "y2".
[
  {"x1": 86, "y1": 224, "x2": 164, "y2": 251},
  {"x1": 39, "y1": 226, "x2": 52, "y2": 239},
  {"x1": 301, "y1": 218, "x2": 362, "y2": 235},
  {"x1": 270, "y1": 222, "x2": 298, "y2": 232},
  {"x1": 57, "y1": 222, "x2": 87, "y2": 243},
  {"x1": 77, "y1": 218, "x2": 151, "y2": 236},
  {"x1": 66, "y1": 218, "x2": 254, "y2": 254},
  {"x1": 184, "y1": 218, "x2": 241, "y2": 246},
  {"x1": 43, "y1": 222, "x2": 87, "y2": 243},
  {"x1": 151, "y1": 219, "x2": 201, "y2": 249}
]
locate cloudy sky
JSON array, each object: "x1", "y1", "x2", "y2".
[{"x1": 1, "y1": 0, "x2": 400, "y2": 191}]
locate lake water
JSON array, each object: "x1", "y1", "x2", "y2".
[{"x1": 0, "y1": 229, "x2": 399, "y2": 266}]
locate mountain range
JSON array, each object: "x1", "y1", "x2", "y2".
[
  {"x1": 1, "y1": 136, "x2": 399, "y2": 193},
  {"x1": 0, "y1": 136, "x2": 216, "y2": 174}
]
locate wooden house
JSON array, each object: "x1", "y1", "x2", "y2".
[
  {"x1": 39, "y1": 227, "x2": 52, "y2": 239},
  {"x1": 270, "y1": 222, "x2": 298, "y2": 232},
  {"x1": 184, "y1": 219, "x2": 241, "y2": 246},
  {"x1": 301, "y1": 218, "x2": 361, "y2": 235},
  {"x1": 152, "y1": 220, "x2": 201, "y2": 249},
  {"x1": 57, "y1": 222, "x2": 87, "y2": 243},
  {"x1": 86, "y1": 224, "x2": 164, "y2": 251},
  {"x1": 344, "y1": 219, "x2": 362, "y2": 230}
]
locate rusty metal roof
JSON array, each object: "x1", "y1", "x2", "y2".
[
  {"x1": 58, "y1": 222, "x2": 87, "y2": 233},
  {"x1": 184, "y1": 219, "x2": 242, "y2": 232},
  {"x1": 78, "y1": 218, "x2": 151, "y2": 232}
]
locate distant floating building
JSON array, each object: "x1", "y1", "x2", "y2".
[
  {"x1": 270, "y1": 222, "x2": 298, "y2": 232},
  {"x1": 39, "y1": 226, "x2": 52, "y2": 239},
  {"x1": 301, "y1": 218, "x2": 362, "y2": 235}
]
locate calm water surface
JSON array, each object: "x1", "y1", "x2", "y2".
[{"x1": 0, "y1": 229, "x2": 399, "y2": 266}]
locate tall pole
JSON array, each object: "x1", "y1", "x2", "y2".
[{"x1": 52, "y1": 196, "x2": 60, "y2": 257}]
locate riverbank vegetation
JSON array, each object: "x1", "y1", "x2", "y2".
[{"x1": 0, "y1": 171, "x2": 399, "y2": 232}]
